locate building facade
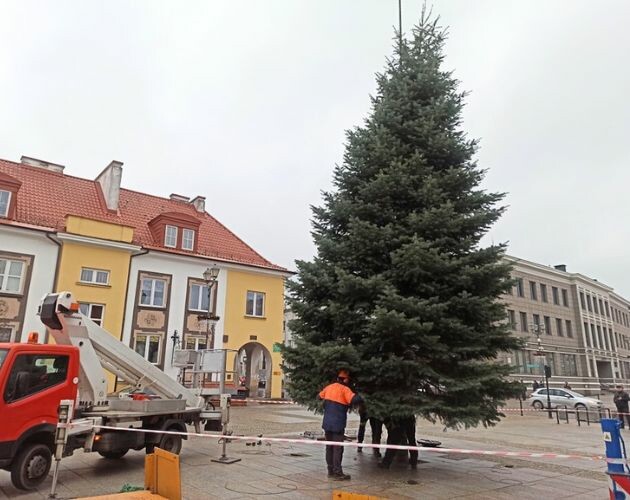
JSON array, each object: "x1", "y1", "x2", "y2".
[
  {"x1": 0, "y1": 226, "x2": 58, "y2": 342},
  {"x1": 502, "y1": 256, "x2": 630, "y2": 394},
  {"x1": 0, "y1": 155, "x2": 290, "y2": 398}
]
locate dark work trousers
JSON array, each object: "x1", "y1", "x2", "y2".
[
  {"x1": 382, "y1": 416, "x2": 418, "y2": 467},
  {"x1": 357, "y1": 408, "x2": 368, "y2": 449},
  {"x1": 325, "y1": 431, "x2": 345, "y2": 475},
  {"x1": 357, "y1": 414, "x2": 383, "y2": 452},
  {"x1": 618, "y1": 407, "x2": 630, "y2": 429}
]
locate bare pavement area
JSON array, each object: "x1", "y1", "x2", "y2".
[{"x1": 0, "y1": 401, "x2": 611, "y2": 499}]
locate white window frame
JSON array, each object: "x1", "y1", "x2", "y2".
[
  {"x1": 134, "y1": 333, "x2": 162, "y2": 365},
  {"x1": 246, "y1": 290, "x2": 265, "y2": 317},
  {"x1": 164, "y1": 225, "x2": 178, "y2": 248},
  {"x1": 140, "y1": 278, "x2": 167, "y2": 307},
  {"x1": 80, "y1": 268, "x2": 110, "y2": 285},
  {"x1": 188, "y1": 283, "x2": 211, "y2": 312},
  {"x1": 0, "y1": 258, "x2": 24, "y2": 293},
  {"x1": 182, "y1": 229, "x2": 195, "y2": 251},
  {"x1": 184, "y1": 336, "x2": 208, "y2": 351},
  {"x1": 0, "y1": 326, "x2": 15, "y2": 342},
  {"x1": 0, "y1": 190, "x2": 10, "y2": 218},
  {"x1": 79, "y1": 303, "x2": 105, "y2": 326}
]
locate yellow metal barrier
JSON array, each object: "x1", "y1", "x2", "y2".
[
  {"x1": 77, "y1": 447, "x2": 181, "y2": 500},
  {"x1": 332, "y1": 491, "x2": 384, "y2": 500},
  {"x1": 145, "y1": 448, "x2": 182, "y2": 500}
]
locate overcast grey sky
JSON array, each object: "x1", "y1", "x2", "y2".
[{"x1": 1, "y1": 1, "x2": 630, "y2": 293}]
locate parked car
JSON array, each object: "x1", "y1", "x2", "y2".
[{"x1": 527, "y1": 388, "x2": 603, "y2": 411}]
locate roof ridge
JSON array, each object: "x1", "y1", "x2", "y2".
[
  {"x1": 120, "y1": 185, "x2": 197, "y2": 205},
  {"x1": 0, "y1": 158, "x2": 97, "y2": 184}
]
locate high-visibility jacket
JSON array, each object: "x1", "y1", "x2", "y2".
[{"x1": 319, "y1": 382, "x2": 361, "y2": 433}]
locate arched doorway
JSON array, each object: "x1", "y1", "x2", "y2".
[{"x1": 234, "y1": 342, "x2": 272, "y2": 398}]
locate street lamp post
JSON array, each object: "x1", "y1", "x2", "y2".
[
  {"x1": 201, "y1": 265, "x2": 220, "y2": 349},
  {"x1": 531, "y1": 322, "x2": 553, "y2": 418},
  {"x1": 170, "y1": 330, "x2": 180, "y2": 365}
]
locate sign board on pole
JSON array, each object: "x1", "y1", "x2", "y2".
[{"x1": 201, "y1": 350, "x2": 226, "y2": 372}]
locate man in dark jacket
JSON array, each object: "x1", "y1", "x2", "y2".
[
  {"x1": 379, "y1": 415, "x2": 418, "y2": 470},
  {"x1": 319, "y1": 370, "x2": 362, "y2": 480},
  {"x1": 356, "y1": 401, "x2": 383, "y2": 457},
  {"x1": 614, "y1": 385, "x2": 630, "y2": 429}
]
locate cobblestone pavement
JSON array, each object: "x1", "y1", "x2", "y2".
[{"x1": 0, "y1": 402, "x2": 611, "y2": 499}]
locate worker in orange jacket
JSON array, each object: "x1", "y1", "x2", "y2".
[{"x1": 319, "y1": 370, "x2": 362, "y2": 480}]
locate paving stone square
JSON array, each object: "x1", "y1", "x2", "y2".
[{"x1": 0, "y1": 403, "x2": 611, "y2": 499}]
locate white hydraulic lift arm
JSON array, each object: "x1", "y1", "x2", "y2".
[{"x1": 39, "y1": 291, "x2": 204, "y2": 410}]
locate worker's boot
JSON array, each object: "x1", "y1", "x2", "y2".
[
  {"x1": 332, "y1": 473, "x2": 351, "y2": 481},
  {"x1": 373, "y1": 449, "x2": 382, "y2": 458},
  {"x1": 327, "y1": 467, "x2": 334, "y2": 477}
]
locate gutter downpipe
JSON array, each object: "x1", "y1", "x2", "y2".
[
  {"x1": 114, "y1": 247, "x2": 149, "y2": 392},
  {"x1": 45, "y1": 233, "x2": 63, "y2": 344}
]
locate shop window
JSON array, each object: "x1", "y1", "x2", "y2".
[
  {"x1": 134, "y1": 334, "x2": 162, "y2": 364},
  {"x1": 185, "y1": 336, "x2": 207, "y2": 351},
  {"x1": 0, "y1": 327, "x2": 14, "y2": 342}
]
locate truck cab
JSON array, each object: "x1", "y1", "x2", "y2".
[{"x1": 0, "y1": 341, "x2": 79, "y2": 490}]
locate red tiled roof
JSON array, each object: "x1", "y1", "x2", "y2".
[{"x1": 0, "y1": 158, "x2": 288, "y2": 272}]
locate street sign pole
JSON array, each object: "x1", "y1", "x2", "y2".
[{"x1": 544, "y1": 364, "x2": 552, "y2": 419}]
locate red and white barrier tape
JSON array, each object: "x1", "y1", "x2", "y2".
[
  {"x1": 244, "y1": 400, "x2": 613, "y2": 413},
  {"x1": 78, "y1": 423, "x2": 605, "y2": 462},
  {"x1": 245, "y1": 399, "x2": 298, "y2": 404},
  {"x1": 502, "y1": 407, "x2": 606, "y2": 413}
]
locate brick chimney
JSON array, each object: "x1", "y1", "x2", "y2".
[
  {"x1": 190, "y1": 195, "x2": 206, "y2": 213},
  {"x1": 96, "y1": 160, "x2": 123, "y2": 211},
  {"x1": 21, "y1": 155, "x2": 65, "y2": 173}
]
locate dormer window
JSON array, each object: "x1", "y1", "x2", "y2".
[
  {"x1": 182, "y1": 229, "x2": 195, "y2": 251},
  {"x1": 0, "y1": 190, "x2": 10, "y2": 218},
  {"x1": 148, "y1": 212, "x2": 201, "y2": 253},
  {"x1": 165, "y1": 225, "x2": 178, "y2": 248},
  {"x1": 0, "y1": 172, "x2": 21, "y2": 220}
]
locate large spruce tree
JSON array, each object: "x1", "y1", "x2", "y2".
[{"x1": 283, "y1": 13, "x2": 521, "y2": 428}]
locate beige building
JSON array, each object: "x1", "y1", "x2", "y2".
[{"x1": 502, "y1": 256, "x2": 630, "y2": 394}]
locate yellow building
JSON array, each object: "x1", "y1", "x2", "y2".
[
  {"x1": 55, "y1": 217, "x2": 140, "y2": 389},
  {"x1": 224, "y1": 269, "x2": 285, "y2": 399}
]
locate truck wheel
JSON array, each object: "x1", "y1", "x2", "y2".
[
  {"x1": 11, "y1": 443, "x2": 52, "y2": 491},
  {"x1": 98, "y1": 449, "x2": 129, "y2": 460},
  {"x1": 158, "y1": 433, "x2": 182, "y2": 455}
]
